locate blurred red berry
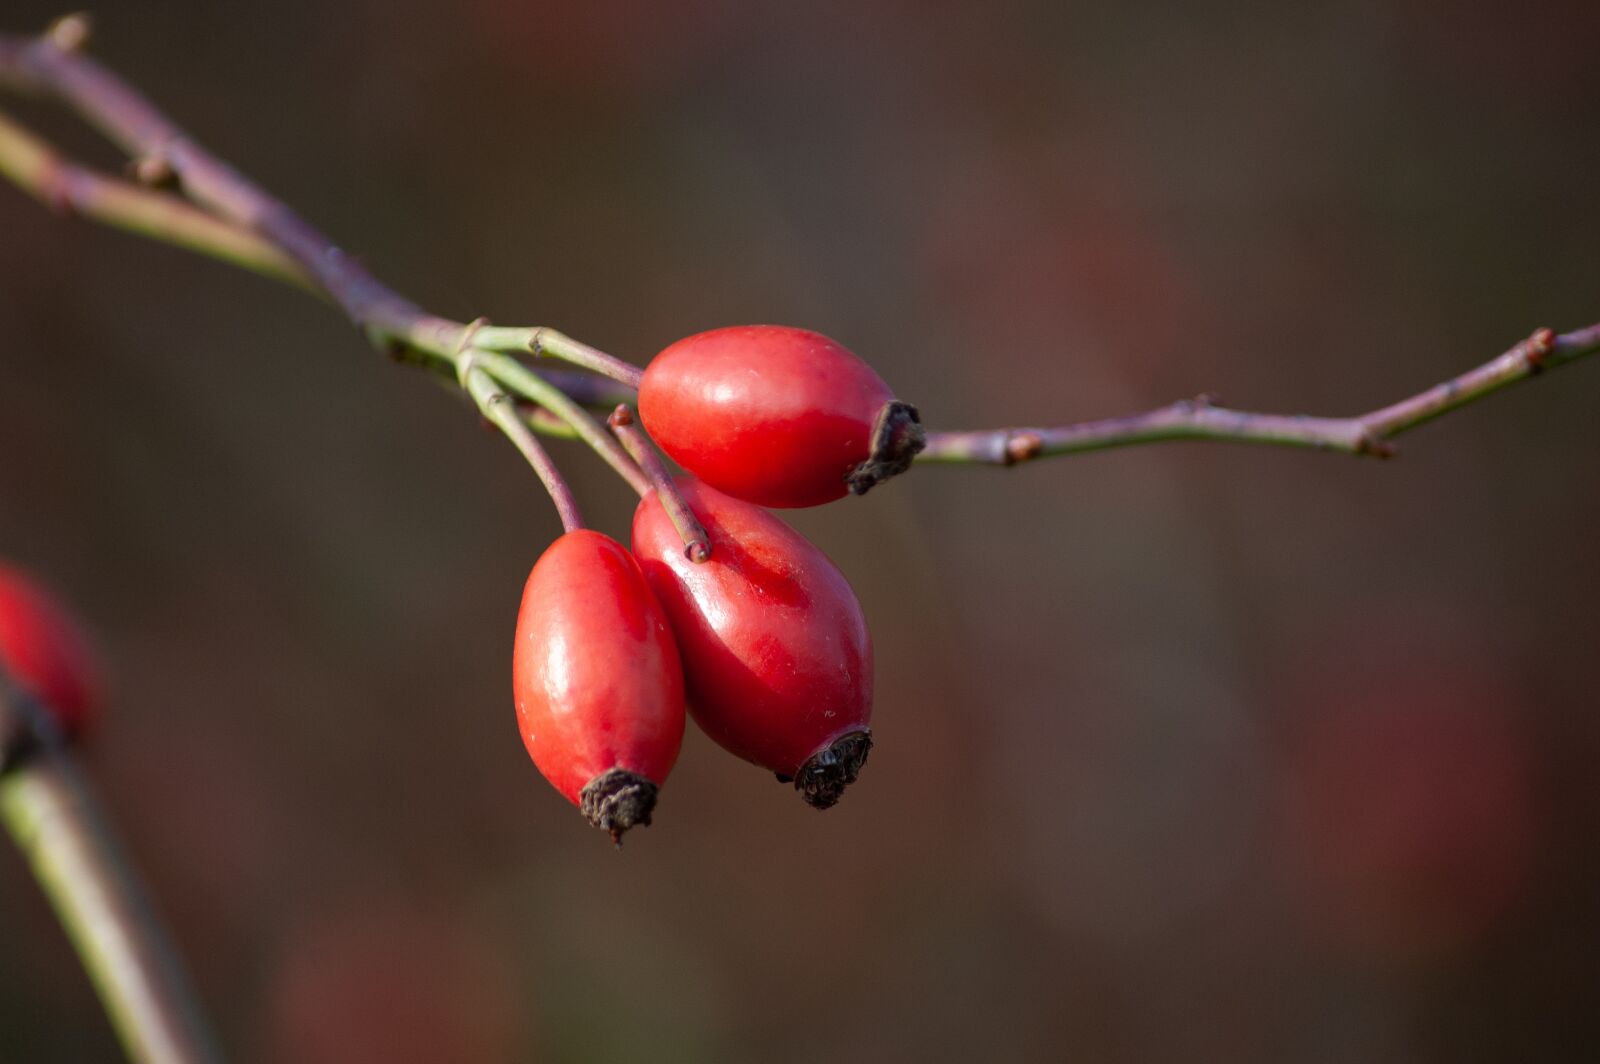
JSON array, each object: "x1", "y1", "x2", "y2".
[
  {"x1": 1282, "y1": 673, "x2": 1540, "y2": 963},
  {"x1": 632, "y1": 478, "x2": 873, "y2": 807},
  {"x1": 639, "y1": 325, "x2": 923, "y2": 508},
  {"x1": 512, "y1": 530, "x2": 685, "y2": 840},
  {"x1": 0, "y1": 563, "x2": 100, "y2": 738},
  {"x1": 268, "y1": 899, "x2": 520, "y2": 1064}
]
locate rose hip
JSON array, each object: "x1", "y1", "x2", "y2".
[
  {"x1": 512, "y1": 530, "x2": 686, "y2": 840},
  {"x1": 638, "y1": 325, "x2": 923, "y2": 508},
  {"x1": 631, "y1": 478, "x2": 873, "y2": 808},
  {"x1": 0, "y1": 563, "x2": 100, "y2": 739}
]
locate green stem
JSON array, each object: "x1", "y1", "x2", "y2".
[{"x1": 0, "y1": 677, "x2": 223, "y2": 1064}]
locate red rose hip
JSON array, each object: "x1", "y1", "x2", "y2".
[
  {"x1": 631, "y1": 479, "x2": 873, "y2": 808},
  {"x1": 0, "y1": 563, "x2": 100, "y2": 740},
  {"x1": 512, "y1": 530, "x2": 686, "y2": 840},
  {"x1": 638, "y1": 325, "x2": 923, "y2": 508}
]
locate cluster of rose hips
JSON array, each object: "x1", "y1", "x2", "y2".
[{"x1": 513, "y1": 325, "x2": 923, "y2": 841}]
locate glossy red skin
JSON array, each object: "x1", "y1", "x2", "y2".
[
  {"x1": 512, "y1": 531, "x2": 685, "y2": 805},
  {"x1": 639, "y1": 325, "x2": 896, "y2": 508},
  {"x1": 0, "y1": 564, "x2": 100, "y2": 736},
  {"x1": 631, "y1": 479, "x2": 873, "y2": 776}
]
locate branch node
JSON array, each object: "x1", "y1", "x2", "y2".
[
  {"x1": 1004, "y1": 431, "x2": 1044, "y2": 465},
  {"x1": 1524, "y1": 327, "x2": 1556, "y2": 375},
  {"x1": 1355, "y1": 432, "x2": 1397, "y2": 459}
]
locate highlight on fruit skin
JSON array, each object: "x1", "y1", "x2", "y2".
[
  {"x1": 631, "y1": 477, "x2": 874, "y2": 808},
  {"x1": 638, "y1": 325, "x2": 925, "y2": 509},
  {"x1": 511, "y1": 530, "x2": 686, "y2": 841},
  {"x1": 0, "y1": 562, "x2": 101, "y2": 743}
]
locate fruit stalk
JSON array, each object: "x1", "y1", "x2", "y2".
[
  {"x1": 608, "y1": 405, "x2": 712, "y2": 563},
  {"x1": 460, "y1": 348, "x2": 584, "y2": 532}
]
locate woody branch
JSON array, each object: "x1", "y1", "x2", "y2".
[{"x1": 0, "y1": 13, "x2": 1596, "y2": 483}]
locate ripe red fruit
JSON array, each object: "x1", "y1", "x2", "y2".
[
  {"x1": 0, "y1": 563, "x2": 100, "y2": 739},
  {"x1": 631, "y1": 478, "x2": 873, "y2": 807},
  {"x1": 512, "y1": 530, "x2": 686, "y2": 840},
  {"x1": 638, "y1": 325, "x2": 923, "y2": 508}
]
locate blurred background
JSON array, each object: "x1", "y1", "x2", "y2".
[{"x1": 3, "y1": 1, "x2": 1599, "y2": 1060}]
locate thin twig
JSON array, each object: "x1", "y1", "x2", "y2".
[
  {"x1": 919, "y1": 326, "x2": 1600, "y2": 464},
  {"x1": 608, "y1": 405, "x2": 711, "y2": 562},
  {"x1": 0, "y1": 670, "x2": 223, "y2": 1064}
]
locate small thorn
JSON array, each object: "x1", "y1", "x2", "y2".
[
  {"x1": 131, "y1": 154, "x2": 176, "y2": 188},
  {"x1": 46, "y1": 13, "x2": 92, "y2": 52},
  {"x1": 608, "y1": 404, "x2": 635, "y2": 428}
]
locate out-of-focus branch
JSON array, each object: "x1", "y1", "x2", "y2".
[
  {"x1": 918, "y1": 325, "x2": 1600, "y2": 464},
  {"x1": 0, "y1": 671, "x2": 223, "y2": 1064}
]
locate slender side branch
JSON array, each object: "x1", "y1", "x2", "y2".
[
  {"x1": 608, "y1": 405, "x2": 711, "y2": 562},
  {"x1": 919, "y1": 325, "x2": 1600, "y2": 465},
  {"x1": 0, "y1": 672, "x2": 223, "y2": 1064},
  {"x1": 0, "y1": 110, "x2": 311, "y2": 290}
]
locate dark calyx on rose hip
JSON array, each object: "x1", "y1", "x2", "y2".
[
  {"x1": 512, "y1": 530, "x2": 686, "y2": 842},
  {"x1": 632, "y1": 478, "x2": 875, "y2": 808},
  {"x1": 638, "y1": 325, "x2": 925, "y2": 509},
  {"x1": 776, "y1": 730, "x2": 873, "y2": 810}
]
